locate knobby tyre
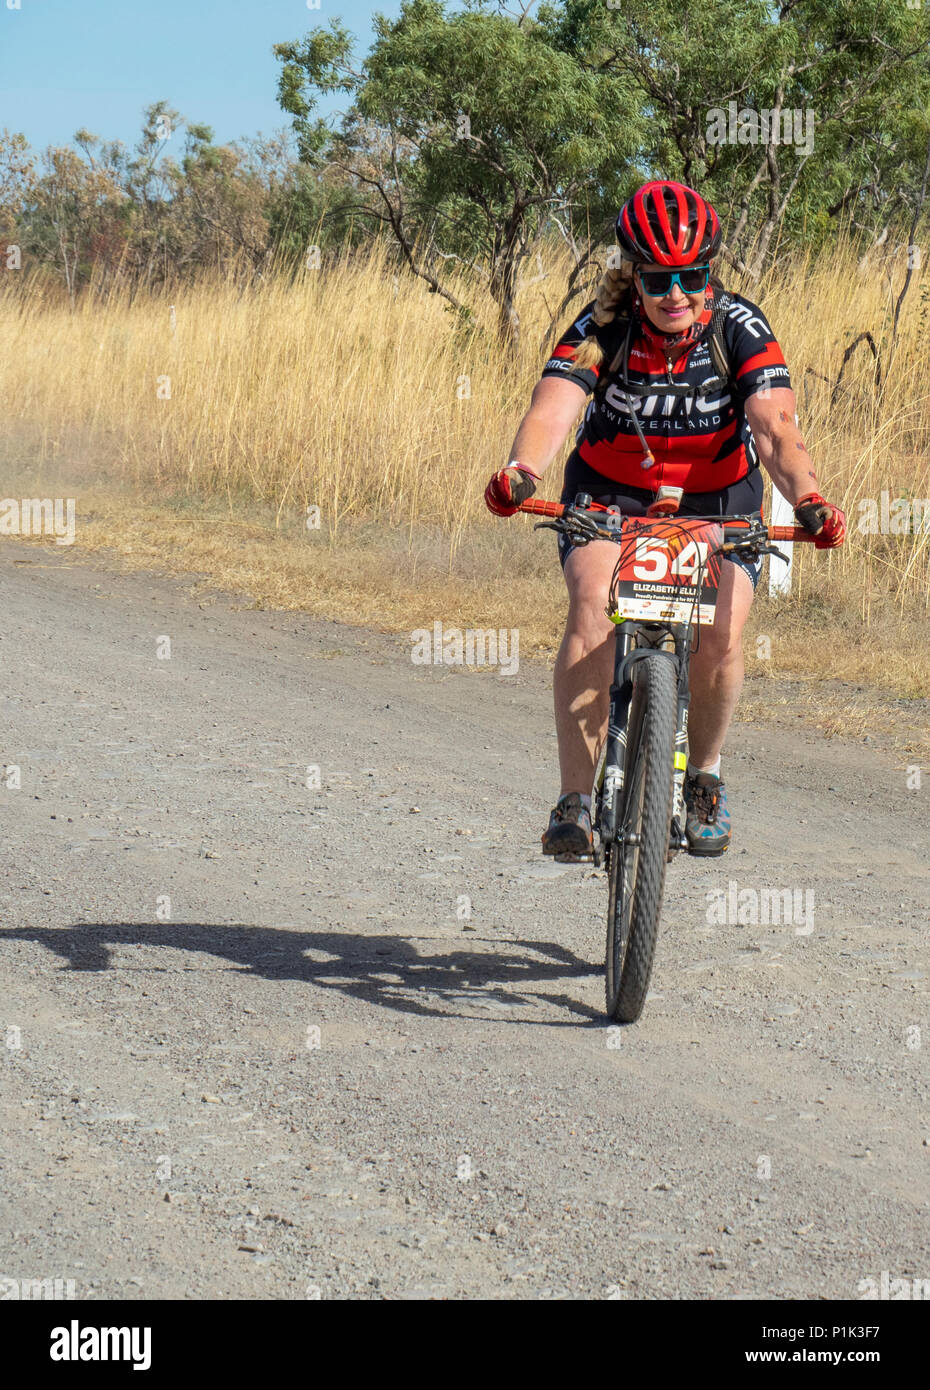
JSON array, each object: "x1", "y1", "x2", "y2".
[{"x1": 605, "y1": 651, "x2": 676, "y2": 1022}]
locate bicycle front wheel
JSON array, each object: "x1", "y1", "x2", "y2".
[{"x1": 605, "y1": 651, "x2": 676, "y2": 1023}]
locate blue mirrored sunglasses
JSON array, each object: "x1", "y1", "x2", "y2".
[{"x1": 637, "y1": 265, "x2": 710, "y2": 297}]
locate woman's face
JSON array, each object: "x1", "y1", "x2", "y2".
[{"x1": 635, "y1": 263, "x2": 709, "y2": 334}]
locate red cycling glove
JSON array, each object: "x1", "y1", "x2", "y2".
[
  {"x1": 484, "y1": 465, "x2": 540, "y2": 518},
  {"x1": 794, "y1": 492, "x2": 846, "y2": 549}
]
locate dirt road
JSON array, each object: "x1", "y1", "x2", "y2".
[{"x1": 1, "y1": 543, "x2": 928, "y2": 1300}]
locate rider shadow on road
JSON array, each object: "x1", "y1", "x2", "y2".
[{"x1": 4, "y1": 922, "x2": 604, "y2": 1026}]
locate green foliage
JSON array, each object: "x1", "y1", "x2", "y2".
[
  {"x1": 3, "y1": 1, "x2": 929, "y2": 324},
  {"x1": 266, "y1": 165, "x2": 371, "y2": 264},
  {"x1": 274, "y1": 0, "x2": 644, "y2": 341},
  {"x1": 549, "y1": 0, "x2": 930, "y2": 271},
  {"x1": 274, "y1": 23, "x2": 357, "y2": 163},
  {"x1": 3, "y1": 105, "x2": 312, "y2": 295}
]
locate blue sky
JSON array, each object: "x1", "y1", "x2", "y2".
[{"x1": 0, "y1": 0, "x2": 403, "y2": 154}]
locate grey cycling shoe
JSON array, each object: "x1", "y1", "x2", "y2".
[
  {"x1": 684, "y1": 771, "x2": 731, "y2": 856},
  {"x1": 541, "y1": 792, "x2": 594, "y2": 859}
]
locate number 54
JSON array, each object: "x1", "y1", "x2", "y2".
[{"x1": 633, "y1": 536, "x2": 707, "y2": 584}]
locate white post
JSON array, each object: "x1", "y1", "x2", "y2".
[{"x1": 768, "y1": 484, "x2": 794, "y2": 596}]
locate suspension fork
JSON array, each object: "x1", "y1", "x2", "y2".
[
  {"x1": 597, "y1": 624, "x2": 635, "y2": 845},
  {"x1": 597, "y1": 623, "x2": 682, "y2": 844}
]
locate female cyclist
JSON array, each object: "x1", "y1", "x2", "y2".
[{"x1": 485, "y1": 180, "x2": 845, "y2": 858}]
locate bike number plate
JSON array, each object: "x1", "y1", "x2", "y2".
[{"x1": 613, "y1": 519, "x2": 724, "y2": 625}]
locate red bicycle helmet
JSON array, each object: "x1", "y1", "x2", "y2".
[{"x1": 616, "y1": 180, "x2": 721, "y2": 266}]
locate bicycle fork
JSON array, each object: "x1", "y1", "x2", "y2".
[
  {"x1": 596, "y1": 625, "x2": 633, "y2": 848},
  {"x1": 595, "y1": 622, "x2": 691, "y2": 858}
]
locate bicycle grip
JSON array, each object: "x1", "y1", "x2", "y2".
[
  {"x1": 518, "y1": 499, "x2": 565, "y2": 518},
  {"x1": 768, "y1": 526, "x2": 816, "y2": 542}
]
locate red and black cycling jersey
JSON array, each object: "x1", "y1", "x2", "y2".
[{"x1": 541, "y1": 288, "x2": 791, "y2": 493}]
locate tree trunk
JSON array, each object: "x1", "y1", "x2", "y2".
[
  {"x1": 491, "y1": 257, "x2": 520, "y2": 352},
  {"x1": 891, "y1": 129, "x2": 930, "y2": 346}
]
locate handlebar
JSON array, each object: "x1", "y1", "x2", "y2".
[{"x1": 516, "y1": 497, "x2": 813, "y2": 543}]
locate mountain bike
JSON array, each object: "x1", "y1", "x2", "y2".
[{"x1": 519, "y1": 490, "x2": 814, "y2": 1023}]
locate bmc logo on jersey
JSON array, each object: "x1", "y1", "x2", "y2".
[
  {"x1": 727, "y1": 302, "x2": 770, "y2": 339},
  {"x1": 603, "y1": 383, "x2": 731, "y2": 416}
]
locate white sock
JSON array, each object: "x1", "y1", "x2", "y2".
[{"x1": 688, "y1": 757, "x2": 721, "y2": 778}]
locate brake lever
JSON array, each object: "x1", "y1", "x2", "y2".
[
  {"x1": 566, "y1": 510, "x2": 606, "y2": 542},
  {"x1": 717, "y1": 527, "x2": 769, "y2": 560},
  {"x1": 533, "y1": 512, "x2": 609, "y2": 545},
  {"x1": 718, "y1": 536, "x2": 791, "y2": 567}
]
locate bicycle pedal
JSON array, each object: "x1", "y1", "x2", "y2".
[{"x1": 553, "y1": 850, "x2": 595, "y2": 864}]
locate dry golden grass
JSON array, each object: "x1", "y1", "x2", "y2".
[{"x1": 1, "y1": 231, "x2": 928, "y2": 724}]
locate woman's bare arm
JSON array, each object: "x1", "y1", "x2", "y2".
[
  {"x1": 744, "y1": 387, "x2": 822, "y2": 504},
  {"x1": 506, "y1": 377, "x2": 589, "y2": 477}
]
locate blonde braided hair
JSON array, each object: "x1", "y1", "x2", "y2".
[{"x1": 572, "y1": 256, "x2": 635, "y2": 372}]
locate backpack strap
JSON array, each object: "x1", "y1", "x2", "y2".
[
  {"x1": 592, "y1": 314, "x2": 634, "y2": 402},
  {"x1": 707, "y1": 289, "x2": 733, "y2": 386}
]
